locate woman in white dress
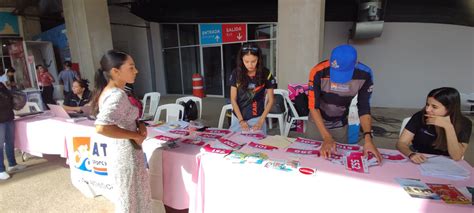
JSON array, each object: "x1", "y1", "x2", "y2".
[{"x1": 91, "y1": 50, "x2": 151, "y2": 212}]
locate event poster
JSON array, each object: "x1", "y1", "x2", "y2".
[{"x1": 67, "y1": 135, "x2": 115, "y2": 202}]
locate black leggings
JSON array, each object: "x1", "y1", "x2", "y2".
[{"x1": 40, "y1": 85, "x2": 55, "y2": 105}]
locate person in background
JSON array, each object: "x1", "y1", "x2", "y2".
[
  {"x1": 36, "y1": 65, "x2": 55, "y2": 104},
  {"x1": 397, "y1": 87, "x2": 471, "y2": 163},
  {"x1": 307, "y1": 44, "x2": 382, "y2": 163},
  {"x1": 91, "y1": 50, "x2": 151, "y2": 212},
  {"x1": 5, "y1": 67, "x2": 17, "y2": 90},
  {"x1": 0, "y1": 68, "x2": 7, "y2": 84},
  {"x1": 58, "y1": 61, "x2": 79, "y2": 97},
  {"x1": 229, "y1": 43, "x2": 277, "y2": 134},
  {"x1": 0, "y1": 82, "x2": 27, "y2": 180},
  {"x1": 63, "y1": 79, "x2": 91, "y2": 112}
]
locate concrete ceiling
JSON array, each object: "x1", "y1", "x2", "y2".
[{"x1": 130, "y1": 0, "x2": 473, "y2": 26}]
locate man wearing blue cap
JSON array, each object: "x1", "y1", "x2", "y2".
[{"x1": 307, "y1": 44, "x2": 382, "y2": 163}]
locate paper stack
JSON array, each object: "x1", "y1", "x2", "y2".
[{"x1": 419, "y1": 156, "x2": 470, "y2": 180}]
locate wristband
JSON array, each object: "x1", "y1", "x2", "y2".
[{"x1": 363, "y1": 131, "x2": 373, "y2": 138}]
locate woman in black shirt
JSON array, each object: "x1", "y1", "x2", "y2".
[
  {"x1": 397, "y1": 87, "x2": 472, "y2": 163},
  {"x1": 63, "y1": 79, "x2": 91, "y2": 112},
  {"x1": 229, "y1": 43, "x2": 277, "y2": 133}
]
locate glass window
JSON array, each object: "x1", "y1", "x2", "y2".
[
  {"x1": 179, "y1": 24, "x2": 199, "y2": 46},
  {"x1": 272, "y1": 24, "x2": 277, "y2": 38},
  {"x1": 180, "y1": 47, "x2": 201, "y2": 94},
  {"x1": 248, "y1": 24, "x2": 271, "y2": 41},
  {"x1": 162, "y1": 24, "x2": 178, "y2": 48},
  {"x1": 163, "y1": 48, "x2": 182, "y2": 94}
]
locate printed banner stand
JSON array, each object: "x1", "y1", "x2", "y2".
[{"x1": 66, "y1": 133, "x2": 116, "y2": 202}]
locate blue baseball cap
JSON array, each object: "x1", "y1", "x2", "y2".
[{"x1": 329, "y1": 44, "x2": 357, "y2": 83}]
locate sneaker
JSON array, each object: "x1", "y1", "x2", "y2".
[
  {"x1": 7, "y1": 164, "x2": 27, "y2": 172},
  {"x1": 0, "y1": 171, "x2": 10, "y2": 180}
]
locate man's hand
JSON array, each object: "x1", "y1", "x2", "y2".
[
  {"x1": 363, "y1": 141, "x2": 382, "y2": 165},
  {"x1": 320, "y1": 137, "x2": 336, "y2": 159}
]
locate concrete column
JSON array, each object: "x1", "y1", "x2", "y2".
[
  {"x1": 277, "y1": 0, "x2": 325, "y2": 88},
  {"x1": 62, "y1": 0, "x2": 113, "y2": 86}
]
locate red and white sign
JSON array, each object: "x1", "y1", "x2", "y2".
[
  {"x1": 295, "y1": 137, "x2": 322, "y2": 146},
  {"x1": 344, "y1": 152, "x2": 369, "y2": 173},
  {"x1": 154, "y1": 135, "x2": 178, "y2": 142},
  {"x1": 286, "y1": 148, "x2": 320, "y2": 156},
  {"x1": 248, "y1": 142, "x2": 278, "y2": 151},
  {"x1": 222, "y1": 24, "x2": 247, "y2": 43},
  {"x1": 181, "y1": 138, "x2": 205, "y2": 146},
  {"x1": 218, "y1": 138, "x2": 242, "y2": 149},
  {"x1": 202, "y1": 144, "x2": 232, "y2": 154},
  {"x1": 198, "y1": 133, "x2": 223, "y2": 139},
  {"x1": 204, "y1": 129, "x2": 232, "y2": 135},
  {"x1": 169, "y1": 129, "x2": 190, "y2": 136}
]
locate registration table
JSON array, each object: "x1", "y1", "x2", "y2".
[
  {"x1": 190, "y1": 144, "x2": 474, "y2": 213},
  {"x1": 14, "y1": 116, "x2": 474, "y2": 212}
]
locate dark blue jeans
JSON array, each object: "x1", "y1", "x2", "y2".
[{"x1": 0, "y1": 120, "x2": 17, "y2": 172}]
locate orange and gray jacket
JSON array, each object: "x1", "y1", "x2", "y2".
[{"x1": 308, "y1": 60, "x2": 373, "y2": 129}]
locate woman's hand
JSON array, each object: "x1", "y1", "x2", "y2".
[
  {"x1": 251, "y1": 118, "x2": 265, "y2": 131},
  {"x1": 409, "y1": 153, "x2": 427, "y2": 164},
  {"x1": 240, "y1": 120, "x2": 250, "y2": 131},
  {"x1": 138, "y1": 122, "x2": 147, "y2": 137},
  {"x1": 425, "y1": 114, "x2": 451, "y2": 129},
  {"x1": 133, "y1": 134, "x2": 146, "y2": 146}
]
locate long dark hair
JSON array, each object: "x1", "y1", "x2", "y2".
[
  {"x1": 422, "y1": 87, "x2": 465, "y2": 151},
  {"x1": 91, "y1": 50, "x2": 129, "y2": 115},
  {"x1": 73, "y1": 79, "x2": 90, "y2": 92},
  {"x1": 235, "y1": 43, "x2": 265, "y2": 90}
]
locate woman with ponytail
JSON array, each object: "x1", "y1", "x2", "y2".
[
  {"x1": 397, "y1": 87, "x2": 472, "y2": 163},
  {"x1": 92, "y1": 50, "x2": 151, "y2": 212}
]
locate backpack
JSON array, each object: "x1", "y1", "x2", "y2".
[
  {"x1": 180, "y1": 100, "x2": 198, "y2": 121},
  {"x1": 293, "y1": 92, "x2": 309, "y2": 116},
  {"x1": 269, "y1": 94, "x2": 285, "y2": 114}
]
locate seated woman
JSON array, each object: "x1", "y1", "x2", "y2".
[
  {"x1": 229, "y1": 43, "x2": 277, "y2": 134},
  {"x1": 63, "y1": 79, "x2": 91, "y2": 112},
  {"x1": 397, "y1": 87, "x2": 472, "y2": 163}
]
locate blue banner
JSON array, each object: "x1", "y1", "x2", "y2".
[{"x1": 200, "y1": 24, "x2": 222, "y2": 45}]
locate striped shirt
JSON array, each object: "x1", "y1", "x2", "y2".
[{"x1": 308, "y1": 60, "x2": 373, "y2": 129}]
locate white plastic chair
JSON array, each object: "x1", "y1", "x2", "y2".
[
  {"x1": 218, "y1": 104, "x2": 233, "y2": 129},
  {"x1": 153, "y1": 104, "x2": 184, "y2": 123},
  {"x1": 283, "y1": 95, "x2": 309, "y2": 137},
  {"x1": 14, "y1": 102, "x2": 41, "y2": 115},
  {"x1": 399, "y1": 117, "x2": 412, "y2": 136},
  {"x1": 175, "y1": 96, "x2": 203, "y2": 119},
  {"x1": 56, "y1": 99, "x2": 64, "y2": 106},
  {"x1": 266, "y1": 89, "x2": 289, "y2": 135},
  {"x1": 142, "y1": 92, "x2": 161, "y2": 120}
]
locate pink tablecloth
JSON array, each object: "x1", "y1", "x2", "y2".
[
  {"x1": 190, "y1": 146, "x2": 474, "y2": 213},
  {"x1": 144, "y1": 130, "x2": 201, "y2": 210},
  {"x1": 14, "y1": 116, "x2": 94, "y2": 157}
]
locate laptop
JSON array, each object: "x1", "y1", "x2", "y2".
[{"x1": 47, "y1": 104, "x2": 89, "y2": 119}]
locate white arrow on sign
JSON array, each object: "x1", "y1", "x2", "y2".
[
  {"x1": 237, "y1": 33, "x2": 242, "y2": 40},
  {"x1": 215, "y1": 35, "x2": 220, "y2": 42}
]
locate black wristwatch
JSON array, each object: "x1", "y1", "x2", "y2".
[{"x1": 363, "y1": 131, "x2": 373, "y2": 138}]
